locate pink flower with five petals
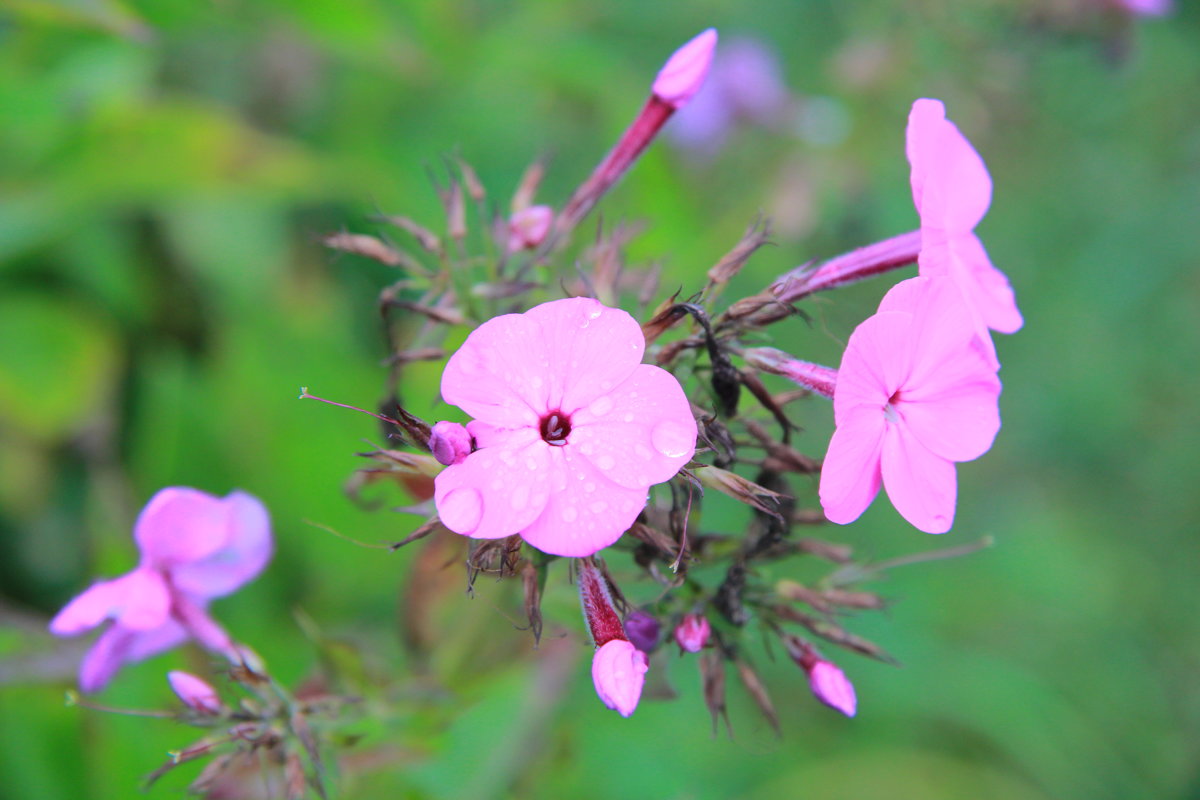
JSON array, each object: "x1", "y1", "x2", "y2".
[
  {"x1": 907, "y1": 98, "x2": 1023, "y2": 338},
  {"x1": 434, "y1": 297, "x2": 696, "y2": 557},
  {"x1": 819, "y1": 277, "x2": 1001, "y2": 533},
  {"x1": 49, "y1": 488, "x2": 271, "y2": 692}
]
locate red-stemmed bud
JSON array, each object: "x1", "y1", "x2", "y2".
[
  {"x1": 167, "y1": 671, "x2": 223, "y2": 715},
  {"x1": 744, "y1": 348, "x2": 837, "y2": 400},
  {"x1": 623, "y1": 609, "x2": 660, "y2": 653},
  {"x1": 785, "y1": 635, "x2": 857, "y2": 717},
  {"x1": 428, "y1": 421, "x2": 472, "y2": 466},
  {"x1": 507, "y1": 205, "x2": 553, "y2": 252},
  {"x1": 770, "y1": 230, "x2": 922, "y2": 303},
  {"x1": 652, "y1": 28, "x2": 718, "y2": 109},
  {"x1": 592, "y1": 640, "x2": 649, "y2": 717},
  {"x1": 673, "y1": 613, "x2": 712, "y2": 653},
  {"x1": 577, "y1": 559, "x2": 627, "y2": 647}
]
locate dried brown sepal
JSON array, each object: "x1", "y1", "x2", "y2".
[
  {"x1": 456, "y1": 156, "x2": 487, "y2": 203},
  {"x1": 512, "y1": 160, "x2": 546, "y2": 213},
  {"x1": 627, "y1": 521, "x2": 678, "y2": 556},
  {"x1": 654, "y1": 335, "x2": 703, "y2": 367},
  {"x1": 821, "y1": 588, "x2": 887, "y2": 610},
  {"x1": 775, "y1": 579, "x2": 835, "y2": 614},
  {"x1": 743, "y1": 419, "x2": 818, "y2": 474},
  {"x1": 693, "y1": 465, "x2": 783, "y2": 518},
  {"x1": 637, "y1": 262, "x2": 663, "y2": 312},
  {"x1": 356, "y1": 449, "x2": 441, "y2": 478},
  {"x1": 773, "y1": 389, "x2": 813, "y2": 407},
  {"x1": 447, "y1": 180, "x2": 466, "y2": 242},
  {"x1": 521, "y1": 560, "x2": 544, "y2": 647},
  {"x1": 470, "y1": 281, "x2": 543, "y2": 300},
  {"x1": 700, "y1": 649, "x2": 731, "y2": 737},
  {"x1": 734, "y1": 659, "x2": 780, "y2": 735},
  {"x1": 774, "y1": 606, "x2": 896, "y2": 664},
  {"x1": 721, "y1": 291, "x2": 778, "y2": 322},
  {"x1": 796, "y1": 536, "x2": 854, "y2": 562},
  {"x1": 285, "y1": 751, "x2": 308, "y2": 800},
  {"x1": 641, "y1": 294, "x2": 688, "y2": 344},
  {"x1": 384, "y1": 347, "x2": 446, "y2": 367},
  {"x1": 706, "y1": 217, "x2": 772, "y2": 290},
  {"x1": 389, "y1": 516, "x2": 444, "y2": 551},
  {"x1": 322, "y1": 232, "x2": 410, "y2": 269},
  {"x1": 383, "y1": 299, "x2": 465, "y2": 326},
  {"x1": 289, "y1": 710, "x2": 327, "y2": 800},
  {"x1": 374, "y1": 215, "x2": 443, "y2": 256},
  {"x1": 699, "y1": 415, "x2": 737, "y2": 469},
  {"x1": 188, "y1": 753, "x2": 237, "y2": 795},
  {"x1": 738, "y1": 372, "x2": 794, "y2": 443},
  {"x1": 145, "y1": 736, "x2": 224, "y2": 788}
]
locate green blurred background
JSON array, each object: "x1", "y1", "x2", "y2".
[{"x1": 1, "y1": 1, "x2": 1197, "y2": 798}]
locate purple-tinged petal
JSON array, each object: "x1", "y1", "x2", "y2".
[
  {"x1": 50, "y1": 578, "x2": 127, "y2": 636},
  {"x1": 49, "y1": 569, "x2": 170, "y2": 635},
  {"x1": 524, "y1": 298, "x2": 645, "y2": 413},
  {"x1": 134, "y1": 488, "x2": 231, "y2": 568},
  {"x1": 519, "y1": 445, "x2": 648, "y2": 557},
  {"x1": 429, "y1": 421, "x2": 473, "y2": 465},
  {"x1": 833, "y1": 311, "x2": 912, "y2": 424},
  {"x1": 880, "y1": 425, "x2": 958, "y2": 534},
  {"x1": 819, "y1": 409, "x2": 886, "y2": 526},
  {"x1": 570, "y1": 364, "x2": 696, "y2": 490},
  {"x1": 78, "y1": 621, "x2": 188, "y2": 693},
  {"x1": 440, "y1": 312, "x2": 550, "y2": 427},
  {"x1": 592, "y1": 639, "x2": 649, "y2": 717},
  {"x1": 170, "y1": 492, "x2": 272, "y2": 599},
  {"x1": 434, "y1": 430, "x2": 550, "y2": 541}
]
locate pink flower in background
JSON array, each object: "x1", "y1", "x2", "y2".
[
  {"x1": 673, "y1": 614, "x2": 712, "y2": 653},
  {"x1": 907, "y1": 98, "x2": 1023, "y2": 337},
  {"x1": 1109, "y1": 0, "x2": 1172, "y2": 16},
  {"x1": 592, "y1": 639, "x2": 650, "y2": 718},
  {"x1": 506, "y1": 205, "x2": 553, "y2": 252},
  {"x1": 168, "y1": 670, "x2": 223, "y2": 715},
  {"x1": 651, "y1": 28, "x2": 719, "y2": 109},
  {"x1": 49, "y1": 488, "x2": 272, "y2": 692},
  {"x1": 819, "y1": 277, "x2": 1001, "y2": 533},
  {"x1": 435, "y1": 297, "x2": 696, "y2": 557}
]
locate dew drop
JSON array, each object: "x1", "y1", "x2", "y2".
[
  {"x1": 562, "y1": 506, "x2": 578, "y2": 523},
  {"x1": 651, "y1": 421, "x2": 694, "y2": 459},
  {"x1": 525, "y1": 457, "x2": 539, "y2": 471},
  {"x1": 623, "y1": 413, "x2": 634, "y2": 423},
  {"x1": 587, "y1": 306, "x2": 603, "y2": 320},
  {"x1": 597, "y1": 455, "x2": 616, "y2": 471},
  {"x1": 579, "y1": 442, "x2": 594, "y2": 455},
  {"x1": 588, "y1": 396, "x2": 614, "y2": 416},
  {"x1": 439, "y1": 488, "x2": 482, "y2": 533},
  {"x1": 589, "y1": 501, "x2": 608, "y2": 514}
]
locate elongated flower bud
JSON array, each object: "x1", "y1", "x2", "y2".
[
  {"x1": 652, "y1": 29, "x2": 718, "y2": 109},
  {"x1": 785, "y1": 635, "x2": 857, "y2": 717},
  {"x1": 168, "y1": 671, "x2": 223, "y2": 715},
  {"x1": 592, "y1": 639, "x2": 649, "y2": 718},
  {"x1": 744, "y1": 348, "x2": 837, "y2": 399}
]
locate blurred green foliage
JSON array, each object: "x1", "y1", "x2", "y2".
[{"x1": 1, "y1": 1, "x2": 1197, "y2": 798}]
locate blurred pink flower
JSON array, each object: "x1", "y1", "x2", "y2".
[
  {"x1": 168, "y1": 670, "x2": 223, "y2": 715},
  {"x1": 907, "y1": 98, "x2": 1023, "y2": 337},
  {"x1": 652, "y1": 28, "x2": 718, "y2": 109},
  {"x1": 673, "y1": 613, "x2": 711, "y2": 653},
  {"x1": 592, "y1": 639, "x2": 650, "y2": 717},
  {"x1": 435, "y1": 297, "x2": 696, "y2": 557},
  {"x1": 506, "y1": 205, "x2": 553, "y2": 252},
  {"x1": 49, "y1": 488, "x2": 272, "y2": 692},
  {"x1": 1109, "y1": 0, "x2": 1171, "y2": 16},
  {"x1": 808, "y1": 661, "x2": 857, "y2": 717},
  {"x1": 819, "y1": 277, "x2": 1001, "y2": 533}
]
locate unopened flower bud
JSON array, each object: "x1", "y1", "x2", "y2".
[
  {"x1": 591, "y1": 639, "x2": 649, "y2": 717},
  {"x1": 653, "y1": 28, "x2": 718, "y2": 109},
  {"x1": 808, "y1": 660, "x2": 857, "y2": 717},
  {"x1": 507, "y1": 205, "x2": 553, "y2": 252},
  {"x1": 744, "y1": 348, "x2": 837, "y2": 400},
  {"x1": 429, "y1": 421, "x2": 472, "y2": 466},
  {"x1": 167, "y1": 671, "x2": 223, "y2": 715},
  {"x1": 673, "y1": 613, "x2": 711, "y2": 653},
  {"x1": 577, "y1": 559, "x2": 627, "y2": 647},
  {"x1": 624, "y1": 610, "x2": 660, "y2": 653}
]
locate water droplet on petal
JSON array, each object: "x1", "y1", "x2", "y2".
[
  {"x1": 587, "y1": 306, "x2": 603, "y2": 320},
  {"x1": 589, "y1": 501, "x2": 608, "y2": 514},
  {"x1": 623, "y1": 413, "x2": 634, "y2": 423},
  {"x1": 562, "y1": 506, "x2": 578, "y2": 523},
  {"x1": 597, "y1": 455, "x2": 615, "y2": 471},
  {"x1": 588, "y1": 396, "x2": 614, "y2": 416},
  {"x1": 651, "y1": 421, "x2": 694, "y2": 459},
  {"x1": 525, "y1": 457, "x2": 538, "y2": 470},
  {"x1": 440, "y1": 488, "x2": 483, "y2": 533}
]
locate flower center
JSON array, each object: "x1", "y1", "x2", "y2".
[
  {"x1": 539, "y1": 410, "x2": 572, "y2": 446},
  {"x1": 884, "y1": 390, "x2": 903, "y2": 423}
]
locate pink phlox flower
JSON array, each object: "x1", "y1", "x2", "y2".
[
  {"x1": 592, "y1": 639, "x2": 650, "y2": 717},
  {"x1": 819, "y1": 276, "x2": 1001, "y2": 534},
  {"x1": 434, "y1": 297, "x2": 696, "y2": 557},
  {"x1": 808, "y1": 661, "x2": 857, "y2": 717},
  {"x1": 168, "y1": 670, "x2": 224, "y2": 715},
  {"x1": 907, "y1": 98, "x2": 1023, "y2": 339},
  {"x1": 673, "y1": 613, "x2": 711, "y2": 653},
  {"x1": 506, "y1": 205, "x2": 554, "y2": 253},
  {"x1": 49, "y1": 487, "x2": 272, "y2": 692}
]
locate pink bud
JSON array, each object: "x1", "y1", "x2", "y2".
[
  {"x1": 673, "y1": 613, "x2": 711, "y2": 653},
  {"x1": 167, "y1": 670, "x2": 223, "y2": 715},
  {"x1": 653, "y1": 29, "x2": 718, "y2": 109},
  {"x1": 624, "y1": 610, "x2": 660, "y2": 653},
  {"x1": 591, "y1": 639, "x2": 649, "y2": 717},
  {"x1": 507, "y1": 205, "x2": 553, "y2": 252},
  {"x1": 743, "y1": 348, "x2": 837, "y2": 400},
  {"x1": 429, "y1": 421, "x2": 472, "y2": 466},
  {"x1": 807, "y1": 661, "x2": 857, "y2": 717}
]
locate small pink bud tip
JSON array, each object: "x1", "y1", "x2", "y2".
[
  {"x1": 592, "y1": 639, "x2": 649, "y2": 717},
  {"x1": 167, "y1": 670, "x2": 223, "y2": 715},
  {"x1": 507, "y1": 205, "x2": 554, "y2": 252},
  {"x1": 808, "y1": 661, "x2": 857, "y2": 717},
  {"x1": 673, "y1": 613, "x2": 711, "y2": 653},
  {"x1": 429, "y1": 421, "x2": 472, "y2": 466},
  {"x1": 653, "y1": 28, "x2": 718, "y2": 109}
]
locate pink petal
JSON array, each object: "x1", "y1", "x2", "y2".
[
  {"x1": 523, "y1": 298, "x2": 646, "y2": 414},
  {"x1": 879, "y1": 277, "x2": 982, "y2": 391},
  {"x1": 897, "y1": 381, "x2": 1000, "y2": 463},
  {"x1": 880, "y1": 425, "x2": 958, "y2": 534},
  {"x1": 168, "y1": 670, "x2": 223, "y2": 714},
  {"x1": 591, "y1": 639, "x2": 649, "y2": 717},
  {"x1": 819, "y1": 409, "x2": 886, "y2": 525},
  {"x1": 134, "y1": 487, "x2": 231, "y2": 569},
  {"x1": 947, "y1": 233, "x2": 1023, "y2": 334},
  {"x1": 78, "y1": 620, "x2": 188, "y2": 693},
  {"x1": 569, "y1": 364, "x2": 696, "y2": 490},
  {"x1": 439, "y1": 311, "x2": 550, "y2": 427},
  {"x1": 434, "y1": 429, "x2": 551, "y2": 541},
  {"x1": 833, "y1": 311, "x2": 912, "y2": 424},
  {"x1": 49, "y1": 569, "x2": 170, "y2": 635},
  {"x1": 907, "y1": 98, "x2": 992, "y2": 235},
  {"x1": 170, "y1": 491, "x2": 272, "y2": 599},
  {"x1": 518, "y1": 443, "x2": 649, "y2": 557},
  {"x1": 809, "y1": 661, "x2": 857, "y2": 717}
]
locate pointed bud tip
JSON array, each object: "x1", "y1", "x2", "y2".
[
  {"x1": 592, "y1": 640, "x2": 649, "y2": 717},
  {"x1": 808, "y1": 660, "x2": 857, "y2": 717},
  {"x1": 653, "y1": 28, "x2": 718, "y2": 109}
]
